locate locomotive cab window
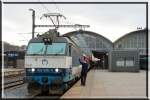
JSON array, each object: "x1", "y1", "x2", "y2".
[
  {"x1": 27, "y1": 43, "x2": 46, "y2": 54},
  {"x1": 46, "y1": 43, "x2": 66, "y2": 55}
]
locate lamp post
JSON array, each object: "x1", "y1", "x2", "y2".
[{"x1": 29, "y1": 9, "x2": 35, "y2": 39}]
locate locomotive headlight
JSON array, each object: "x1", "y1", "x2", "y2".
[
  {"x1": 44, "y1": 38, "x2": 47, "y2": 41},
  {"x1": 31, "y1": 68, "x2": 35, "y2": 72},
  {"x1": 55, "y1": 68, "x2": 59, "y2": 72}
]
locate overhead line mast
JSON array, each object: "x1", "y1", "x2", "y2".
[{"x1": 29, "y1": 9, "x2": 35, "y2": 39}]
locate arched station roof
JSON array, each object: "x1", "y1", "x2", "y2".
[
  {"x1": 114, "y1": 29, "x2": 147, "y2": 44},
  {"x1": 114, "y1": 29, "x2": 147, "y2": 55},
  {"x1": 63, "y1": 30, "x2": 113, "y2": 55}
]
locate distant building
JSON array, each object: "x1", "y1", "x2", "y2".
[
  {"x1": 3, "y1": 42, "x2": 26, "y2": 68},
  {"x1": 3, "y1": 42, "x2": 20, "y2": 52},
  {"x1": 114, "y1": 29, "x2": 147, "y2": 69},
  {"x1": 63, "y1": 29, "x2": 147, "y2": 71},
  {"x1": 20, "y1": 45, "x2": 27, "y2": 51},
  {"x1": 4, "y1": 51, "x2": 25, "y2": 68}
]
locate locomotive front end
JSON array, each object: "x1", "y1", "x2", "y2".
[{"x1": 25, "y1": 40, "x2": 72, "y2": 93}]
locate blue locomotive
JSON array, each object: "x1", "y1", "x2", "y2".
[{"x1": 25, "y1": 29, "x2": 88, "y2": 94}]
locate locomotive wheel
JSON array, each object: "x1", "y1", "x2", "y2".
[
  {"x1": 63, "y1": 83, "x2": 69, "y2": 92},
  {"x1": 41, "y1": 84, "x2": 49, "y2": 94},
  {"x1": 27, "y1": 82, "x2": 34, "y2": 93},
  {"x1": 75, "y1": 77, "x2": 79, "y2": 81},
  {"x1": 68, "y1": 78, "x2": 76, "y2": 86}
]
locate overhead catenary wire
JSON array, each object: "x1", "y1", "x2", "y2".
[
  {"x1": 38, "y1": 0, "x2": 51, "y2": 13},
  {"x1": 50, "y1": 0, "x2": 73, "y2": 28},
  {"x1": 38, "y1": 0, "x2": 57, "y2": 27},
  {"x1": 51, "y1": 0, "x2": 66, "y2": 22},
  {"x1": 51, "y1": 0, "x2": 63, "y2": 15},
  {"x1": 52, "y1": 1, "x2": 79, "y2": 31},
  {"x1": 37, "y1": 0, "x2": 88, "y2": 31},
  {"x1": 38, "y1": 0, "x2": 77, "y2": 30},
  {"x1": 17, "y1": 33, "x2": 31, "y2": 41},
  {"x1": 17, "y1": 31, "x2": 45, "y2": 41}
]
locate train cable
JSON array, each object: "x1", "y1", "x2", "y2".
[{"x1": 38, "y1": 0, "x2": 57, "y2": 27}]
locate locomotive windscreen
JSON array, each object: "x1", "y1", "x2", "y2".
[
  {"x1": 27, "y1": 42, "x2": 66, "y2": 55},
  {"x1": 46, "y1": 43, "x2": 66, "y2": 54},
  {"x1": 27, "y1": 43, "x2": 46, "y2": 54}
]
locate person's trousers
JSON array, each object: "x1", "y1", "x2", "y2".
[{"x1": 81, "y1": 72, "x2": 87, "y2": 85}]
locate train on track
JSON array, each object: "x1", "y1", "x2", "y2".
[{"x1": 24, "y1": 29, "x2": 92, "y2": 94}]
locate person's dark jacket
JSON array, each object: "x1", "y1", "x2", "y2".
[{"x1": 79, "y1": 58, "x2": 88, "y2": 74}]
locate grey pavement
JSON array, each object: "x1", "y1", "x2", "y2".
[{"x1": 62, "y1": 69, "x2": 146, "y2": 98}]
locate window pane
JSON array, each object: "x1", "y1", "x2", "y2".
[
  {"x1": 125, "y1": 57, "x2": 134, "y2": 67},
  {"x1": 116, "y1": 58, "x2": 124, "y2": 67},
  {"x1": 27, "y1": 43, "x2": 46, "y2": 54},
  {"x1": 126, "y1": 61, "x2": 134, "y2": 66},
  {"x1": 46, "y1": 43, "x2": 66, "y2": 54}
]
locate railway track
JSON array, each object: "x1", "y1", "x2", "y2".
[
  {"x1": 4, "y1": 79, "x2": 24, "y2": 89},
  {"x1": 4, "y1": 69, "x2": 25, "y2": 77},
  {"x1": 3, "y1": 69, "x2": 25, "y2": 89}
]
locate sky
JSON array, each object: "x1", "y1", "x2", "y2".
[{"x1": 2, "y1": 0, "x2": 147, "y2": 46}]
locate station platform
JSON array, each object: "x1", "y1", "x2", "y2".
[{"x1": 61, "y1": 69, "x2": 146, "y2": 98}]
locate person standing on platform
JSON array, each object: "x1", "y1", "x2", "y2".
[{"x1": 79, "y1": 54, "x2": 89, "y2": 86}]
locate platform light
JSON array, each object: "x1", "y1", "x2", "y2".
[
  {"x1": 31, "y1": 68, "x2": 35, "y2": 72},
  {"x1": 55, "y1": 68, "x2": 59, "y2": 72}
]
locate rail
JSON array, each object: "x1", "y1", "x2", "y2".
[
  {"x1": 4, "y1": 79, "x2": 24, "y2": 89},
  {"x1": 4, "y1": 69, "x2": 25, "y2": 77}
]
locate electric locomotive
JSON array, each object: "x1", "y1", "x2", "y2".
[{"x1": 25, "y1": 29, "x2": 83, "y2": 93}]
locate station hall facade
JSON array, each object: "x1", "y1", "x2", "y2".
[{"x1": 63, "y1": 29, "x2": 147, "y2": 72}]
